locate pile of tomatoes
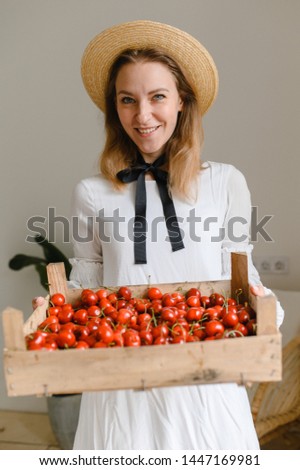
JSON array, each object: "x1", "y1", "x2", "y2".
[{"x1": 25, "y1": 286, "x2": 257, "y2": 351}]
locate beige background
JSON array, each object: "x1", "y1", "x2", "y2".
[{"x1": 1, "y1": 0, "x2": 299, "y2": 411}]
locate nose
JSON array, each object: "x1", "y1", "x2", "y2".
[{"x1": 135, "y1": 100, "x2": 151, "y2": 124}]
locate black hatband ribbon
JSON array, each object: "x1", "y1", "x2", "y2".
[{"x1": 116, "y1": 153, "x2": 185, "y2": 264}]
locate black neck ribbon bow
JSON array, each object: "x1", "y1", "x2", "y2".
[{"x1": 116, "y1": 152, "x2": 185, "y2": 264}]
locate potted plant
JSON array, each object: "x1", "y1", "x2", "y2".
[{"x1": 8, "y1": 235, "x2": 81, "y2": 450}]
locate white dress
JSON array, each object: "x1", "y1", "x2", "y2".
[{"x1": 69, "y1": 161, "x2": 284, "y2": 450}]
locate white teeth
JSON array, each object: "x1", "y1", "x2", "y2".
[{"x1": 137, "y1": 127, "x2": 158, "y2": 134}]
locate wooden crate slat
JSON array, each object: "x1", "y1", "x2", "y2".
[
  {"x1": 2, "y1": 308, "x2": 26, "y2": 351},
  {"x1": 231, "y1": 252, "x2": 249, "y2": 304},
  {"x1": 3, "y1": 334, "x2": 281, "y2": 397},
  {"x1": 256, "y1": 294, "x2": 278, "y2": 335},
  {"x1": 46, "y1": 262, "x2": 68, "y2": 298},
  {"x1": 23, "y1": 296, "x2": 50, "y2": 336}
]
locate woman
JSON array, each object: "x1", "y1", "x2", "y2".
[{"x1": 49, "y1": 20, "x2": 284, "y2": 449}]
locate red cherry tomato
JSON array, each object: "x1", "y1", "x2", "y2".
[
  {"x1": 186, "y1": 334, "x2": 200, "y2": 342},
  {"x1": 95, "y1": 289, "x2": 108, "y2": 301},
  {"x1": 39, "y1": 315, "x2": 59, "y2": 329},
  {"x1": 73, "y1": 309, "x2": 88, "y2": 325},
  {"x1": 50, "y1": 293, "x2": 65, "y2": 307},
  {"x1": 209, "y1": 292, "x2": 225, "y2": 307},
  {"x1": 111, "y1": 331, "x2": 124, "y2": 347},
  {"x1": 96, "y1": 324, "x2": 114, "y2": 344},
  {"x1": 171, "y1": 336, "x2": 186, "y2": 344},
  {"x1": 43, "y1": 340, "x2": 59, "y2": 351},
  {"x1": 203, "y1": 307, "x2": 220, "y2": 321},
  {"x1": 116, "y1": 308, "x2": 132, "y2": 325},
  {"x1": 58, "y1": 308, "x2": 74, "y2": 324},
  {"x1": 117, "y1": 286, "x2": 132, "y2": 300},
  {"x1": 171, "y1": 291, "x2": 185, "y2": 303},
  {"x1": 47, "y1": 306, "x2": 61, "y2": 316},
  {"x1": 186, "y1": 295, "x2": 201, "y2": 308},
  {"x1": 177, "y1": 318, "x2": 190, "y2": 331},
  {"x1": 59, "y1": 321, "x2": 76, "y2": 332},
  {"x1": 139, "y1": 330, "x2": 153, "y2": 345},
  {"x1": 148, "y1": 299, "x2": 162, "y2": 315},
  {"x1": 107, "y1": 292, "x2": 118, "y2": 304},
  {"x1": 85, "y1": 335, "x2": 97, "y2": 348},
  {"x1": 123, "y1": 329, "x2": 141, "y2": 347},
  {"x1": 115, "y1": 299, "x2": 127, "y2": 310},
  {"x1": 222, "y1": 311, "x2": 239, "y2": 328},
  {"x1": 237, "y1": 308, "x2": 251, "y2": 324},
  {"x1": 147, "y1": 287, "x2": 163, "y2": 300},
  {"x1": 75, "y1": 341, "x2": 89, "y2": 349},
  {"x1": 86, "y1": 318, "x2": 101, "y2": 333},
  {"x1": 221, "y1": 305, "x2": 238, "y2": 317},
  {"x1": 139, "y1": 320, "x2": 153, "y2": 331},
  {"x1": 74, "y1": 325, "x2": 90, "y2": 341},
  {"x1": 87, "y1": 305, "x2": 101, "y2": 317},
  {"x1": 135, "y1": 299, "x2": 150, "y2": 313},
  {"x1": 171, "y1": 324, "x2": 187, "y2": 339},
  {"x1": 81, "y1": 290, "x2": 98, "y2": 307},
  {"x1": 246, "y1": 319, "x2": 257, "y2": 335},
  {"x1": 99, "y1": 298, "x2": 111, "y2": 309},
  {"x1": 61, "y1": 303, "x2": 73, "y2": 312},
  {"x1": 161, "y1": 307, "x2": 178, "y2": 325},
  {"x1": 94, "y1": 341, "x2": 108, "y2": 348},
  {"x1": 128, "y1": 314, "x2": 138, "y2": 329},
  {"x1": 162, "y1": 293, "x2": 177, "y2": 307},
  {"x1": 234, "y1": 322, "x2": 248, "y2": 336},
  {"x1": 137, "y1": 313, "x2": 152, "y2": 325},
  {"x1": 56, "y1": 330, "x2": 76, "y2": 349},
  {"x1": 205, "y1": 320, "x2": 225, "y2": 337},
  {"x1": 152, "y1": 323, "x2": 169, "y2": 339},
  {"x1": 200, "y1": 295, "x2": 211, "y2": 308},
  {"x1": 153, "y1": 337, "x2": 168, "y2": 345},
  {"x1": 186, "y1": 287, "x2": 201, "y2": 299},
  {"x1": 176, "y1": 301, "x2": 188, "y2": 311},
  {"x1": 26, "y1": 330, "x2": 47, "y2": 349},
  {"x1": 185, "y1": 307, "x2": 204, "y2": 322}
]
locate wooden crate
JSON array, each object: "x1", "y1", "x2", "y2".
[{"x1": 2, "y1": 253, "x2": 282, "y2": 397}]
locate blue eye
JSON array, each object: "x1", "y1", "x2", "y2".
[
  {"x1": 153, "y1": 94, "x2": 165, "y2": 101},
  {"x1": 121, "y1": 96, "x2": 135, "y2": 104}
]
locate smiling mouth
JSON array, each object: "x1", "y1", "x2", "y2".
[{"x1": 136, "y1": 126, "x2": 160, "y2": 135}]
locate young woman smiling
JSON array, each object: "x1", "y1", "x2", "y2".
[{"x1": 36, "y1": 20, "x2": 284, "y2": 450}]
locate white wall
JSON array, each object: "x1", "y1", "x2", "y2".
[{"x1": 1, "y1": 0, "x2": 299, "y2": 411}]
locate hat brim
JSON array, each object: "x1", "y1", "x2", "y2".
[{"x1": 81, "y1": 20, "x2": 219, "y2": 115}]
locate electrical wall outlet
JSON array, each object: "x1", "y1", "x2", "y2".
[{"x1": 253, "y1": 256, "x2": 289, "y2": 274}]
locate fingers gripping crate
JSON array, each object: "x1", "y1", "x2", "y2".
[{"x1": 2, "y1": 253, "x2": 282, "y2": 397}]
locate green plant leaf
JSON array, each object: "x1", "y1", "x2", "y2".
[
  {"x1": 8, "y1": 254, "x2": 47, "y2": 271},
  {"x1": 34, "y1": 235, "x2": 72, "y2": 279},
  {"x1": 8, "y1": 237, "x2": 72, "y2": 288}
]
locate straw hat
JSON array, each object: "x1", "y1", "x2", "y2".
[{"x1": 81, "y1": 20, "x2": 219, "y2": 115}]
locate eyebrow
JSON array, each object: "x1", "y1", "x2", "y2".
[{"x1": 117, "y1": 88, "x2": 170, "y2": 96}]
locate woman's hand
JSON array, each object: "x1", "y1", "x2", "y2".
[
  {"x1": 32, "y1": 296, "x2": 46, "y2": 310},
  {"x1": 249, "y1": 284, "x2": 265, "y2": 297}
]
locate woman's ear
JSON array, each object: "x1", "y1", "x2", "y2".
[{"x1": 178, "y1": 97, "x2": 184, "y2": 112}]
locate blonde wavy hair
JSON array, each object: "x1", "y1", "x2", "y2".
[{"x1": 100, "y1": 48, "x2": 204, "y2": 200}]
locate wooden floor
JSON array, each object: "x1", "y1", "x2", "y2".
[
  {"x1": 0, "y1": 409, "x2": 299, "y2": 450},
  {"x1": 260, "y1": 418, "x2": 300, "y2": 450},
  {"x1": 0, "y1": 410, "x2": 60, "y2": 450}
]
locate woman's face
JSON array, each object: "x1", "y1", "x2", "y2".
[{"x1": 115, "y1": 61, "x2": 183, "y2": 162}]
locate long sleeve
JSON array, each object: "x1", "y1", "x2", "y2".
[
  {"x1": 221, "y1": 166, "x2": 284, "y2": 328},
  {"x1": 68, "y1": 179, "x2": 104, "y2": 288}
]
